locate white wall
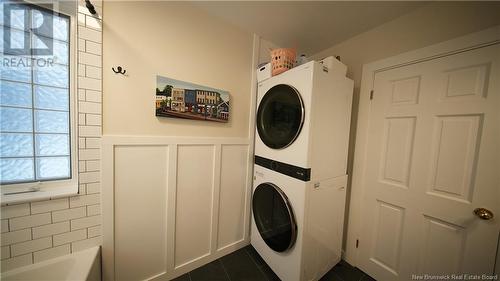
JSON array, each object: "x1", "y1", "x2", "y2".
[
  {"x1": 1, "y1": 0, "x2": 103, "y2": 271},
  {"x1": 102, "y1": 2, "x2": 254, "y2": 138}
]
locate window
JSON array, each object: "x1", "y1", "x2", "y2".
[{"x1": 1, "y1": 2, "x2": 76, "y2": 201}]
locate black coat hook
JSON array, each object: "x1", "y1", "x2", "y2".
[
  {"x1": 85, "y1": 0, "x2": 97, "y2": 15},
  {"x1": 112, "y1": 66, "x2": 126, "y2": 75}
]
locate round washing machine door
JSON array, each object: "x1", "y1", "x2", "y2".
[
  {"x1": 252, "y1": 183, "x2": 297, "y2": 252},
  {"x1": 257, "y1": 84, "x2": 304, "y2": 149}
]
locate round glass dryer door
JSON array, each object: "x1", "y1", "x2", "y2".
[
  {"x1": 257, "y1": 84, "x2": 304, "y2": 149},
  {"x1": 252, "y1": 183, "x2": 297, "y2": 252}
]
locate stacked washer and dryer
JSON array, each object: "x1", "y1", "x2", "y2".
[{"x1": 251, "y1": 59, "x2": 354, "y2": 281}]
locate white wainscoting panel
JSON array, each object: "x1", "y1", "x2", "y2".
[
  {"x1": 102, "y1": 136, "x2": 252, "y2": 281},
  {"x1": 175, "y1": 145, "x2": 215, "y2": 268},
  {"x1": 114, "y1": 146, "x2": 169, "y2": 281},
  {"x1": 217, "y1": 145, "x2": 250, "y2": 251}
]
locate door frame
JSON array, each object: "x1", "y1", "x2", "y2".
[{"x1": 345, "y1": 25, "x2": 500, "y2": 266}]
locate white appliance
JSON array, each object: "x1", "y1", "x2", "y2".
[
  {"x1": 254, "y1": 60, "x2": 353, "y2": 182},
  {"x1": 251, "y1": 165, "x2": 348, "y2": 281},
  {"x1": 251, "y1": 60, "x2": 354, "y2": 280}
]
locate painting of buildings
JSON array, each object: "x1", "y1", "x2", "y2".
[
  {"x1": 156, "y1": 95, "x2": 167, "y2": 109},
  {"x1": 171, "y1": 88, "x2": 186, "y2": 112},
  {"x1": 156, "y1": 75, "x2": 230, "y2": 122}
]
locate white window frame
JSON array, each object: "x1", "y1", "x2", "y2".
[{"x1": 1, "y1": 0, "x2": 78, "y2": 204}]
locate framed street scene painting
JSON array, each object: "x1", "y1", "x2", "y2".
[{"x1": 156, "y1": 75, "x2": 230, "y2": 122}]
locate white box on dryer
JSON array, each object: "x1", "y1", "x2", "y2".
[
  {"x1": 256, "y1": 63, "x2": 271, "y2": 82},
  {"x1": 319, "y1": 56, "x2": 347, "y2": 77}
]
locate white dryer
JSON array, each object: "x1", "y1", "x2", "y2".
[
  {"x1": 255, "y1": 60, "x2": 353, "y2": 182},
  {"x1": 251, "y1": 59, "x2": 354, "y2": 280},
  {"x1": 251, "y1": 165, "x2": 348, "y2": 281}
]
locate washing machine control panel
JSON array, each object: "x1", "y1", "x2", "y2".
[{"x1": 254, "y1": 155, "x2": 311, "y2": 182}]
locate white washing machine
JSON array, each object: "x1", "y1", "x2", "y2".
[
  {"x1": 255, "y1": 60, "x2": 353, "y2": 182},
  {"x1": 251, "y1": 165, "x2": 348, "y2": 281},
  {"x1": 251, "y1": 60, "x2": 354, "y2": 280}
]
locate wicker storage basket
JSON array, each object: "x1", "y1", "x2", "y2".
[{"x1": 270, "y1": 48, "x2": 296, "y2": 76}]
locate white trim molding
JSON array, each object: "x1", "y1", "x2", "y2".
[{"x1": 345, "y1": 25, "x2": 500, "y2": 266}]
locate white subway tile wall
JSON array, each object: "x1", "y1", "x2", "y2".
[
  {"x1": 52, "y1": 207, "x2": 87, "y2": 223},
  {"x1": 33, "y1": 244, "x2": 71, "y2": 263},
  {"x1": 1, "y1": 220, "x2": 8, "y2": 233},
  {"x1": 32, "y1": 222, "x2": 70, "y2": 239},
  {"x1": 0, "y1": 0, "x2": 103, "y2": 271},
  {"x1": 1, "y1": 254, "x2": 32, "y2": 272}
]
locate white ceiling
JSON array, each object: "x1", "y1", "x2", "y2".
[{"x1": 192, "y1": 1, "x2": 428, "y2": 56}]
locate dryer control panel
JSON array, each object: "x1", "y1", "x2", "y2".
[{"x1": 254, "y1": 155, "x2": 311, "y2": 182}]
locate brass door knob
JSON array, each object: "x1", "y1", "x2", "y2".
[{"x1": 473, "y1": 208, "x2": 494, "y2": 220}]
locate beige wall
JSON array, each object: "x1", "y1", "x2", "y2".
[
  {"x1": 103, "y1": 2, "x2": 253, "y2": 137},
  {"x1": 311, "y1": 2, "x2": 500, "y2": 89},
  {"x1": 258, "y1": 38, "x2": 280, "y2": 65},
  {"x1": 311, "y1": 0, "x2": 500, "y2": 177}
]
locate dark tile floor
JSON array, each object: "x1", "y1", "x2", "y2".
[{"x1": 172, "y1": 245, "x2": 375, "y2": 281}]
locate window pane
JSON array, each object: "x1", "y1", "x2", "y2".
[
  {"x1": 0, "y1": 26, "x2": 4, "y2": 53},
  {"x1": 34, "y1": 110, "x2": 68, "y2": 133},
  {"x1": 0, "y1": 158, "x2": 34, "y2": 183},
  {"x1": 1, "y1": 4, "x2": 28, "y2": 30},
  {"x1": 0, "y1": 107, "x2": 33, "y2": 132},
  {"x1": 32, "y1": 10, "x2": 68, "y2": 42},
  {"x1": 1, "y1": 28, "x2": 31, "y2": 57},
  {"x1": 31, "y1": 9, "x2": 45, "y2": 30},
  {"x1": 33, "y1": 63, "x2": 68, "y2": 88},
  {"x1": 0, "y1": 80, "x2": 32, "y2": 108},
  {"x1": 54, "y1": 40, "x2": 69, "y2": 65},
  {"x1": 31, "y1": 34, "x2": 53, "y2": 58},
  {"x1": 0, "y1": 133, "x2": 33, "y2": 157},
  {"x1": 10, "y1": 9, "x2": 28, "y2": 30},
  {"x1": 34, "y1": 85, "x2": 69, "y2": 111},
  {"x1": 32, "y1": 38, "x2": 68, "y2": 65},
  {"x1": 36, "y1": 156, "x2": 69, "y2": 180},
  {"x1": 35, "y1": 134, "x2": 69, "y2": 156},
  {"x1": 31, "y1": 9, "x2": 51, "y2": 38},
  {"x1": 4, "y1": 27, "x2": 28, "y2": 50},
  {"x1": 0, "y1": 55, "x2": 32, "y2": 82},
  {"x1": 1, "y1": 5, "x2": 72, "y2": 186},
  {"x1": 53, "y1": 15, "x2": 69, "y2": 42}
]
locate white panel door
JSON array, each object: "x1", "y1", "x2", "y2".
[{"x1": 359, "y1": 44, "x2": 500, "y2": 280}]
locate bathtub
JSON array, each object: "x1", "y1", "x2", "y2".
[{"x1": 1, "y1": 246, "x2": 101, "y2": 281}]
